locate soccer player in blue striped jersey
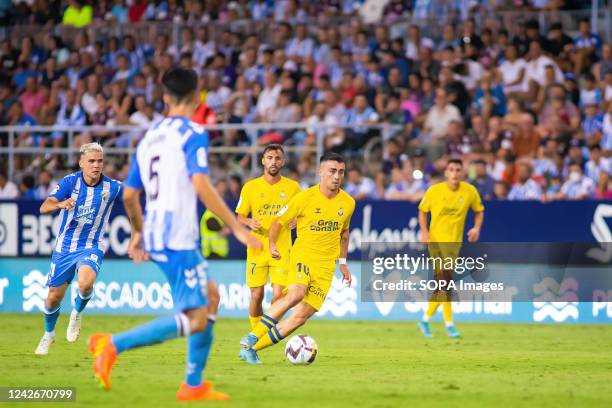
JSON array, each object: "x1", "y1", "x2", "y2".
[
  {"x1": 35, "y1": 143, "x2": 124, "y2": 355},
  {"x1": 88, "y1": 68, "x2": 261, "y2": 401}
]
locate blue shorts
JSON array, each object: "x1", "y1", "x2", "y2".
[
  {"x1": 150, "y1": 249, "x2": 208, "y2": 312},
  {"x1": 47, "y1": 248, "x2": 104, "y2": 287}
]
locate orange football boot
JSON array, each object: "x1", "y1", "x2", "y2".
[
  {"x1": 88, "y1": 334, "x2": 117, "y2": 391},
  {"x1": 176, "y1": 381, "x2": 230, "y2": 401}
]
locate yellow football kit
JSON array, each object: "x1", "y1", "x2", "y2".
[
  {"x1": 276, "y1": 185, "x2": 355, "y2": 311},
  {"x1": 236, "y1": 176, "x2": 301, "y2": 287},
  {"x1": 418, "y1": 181, "x2": 484, "y2": 317}
]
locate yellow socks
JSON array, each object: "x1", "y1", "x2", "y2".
[
  {"x1": 251, "y1": 314, "x2": 278, "y2": 339},
  {"x1": 424, "y1": 301, "x2": 440, "y2": 319},
  {"x1": 442, "y1": 302, "x2": 453, "y2": 323},
  {"x1": 254, "y1": 325, "x2": 283, "y2": 351},
  {"x1": 249, "y1": 315, "x2": 262, "y2": 330}
]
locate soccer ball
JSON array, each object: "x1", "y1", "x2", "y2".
[{"x1": 284, "y1": 335, "x2": 318, "y2": 365}]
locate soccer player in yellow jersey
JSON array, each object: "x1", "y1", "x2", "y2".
[
  {"x1": 417, "y1": 158, "x2": 484, "y2": 338},
  {"x1": 239, "y1": 152, "x2": 355, "y2": 364},
  {"x1": 235, "y1": 144, "x2": 301, "y2": 331}
]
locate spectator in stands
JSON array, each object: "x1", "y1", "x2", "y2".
[
  {"x1": 342, "y1": 93, "x2": 380, "y2": 150},
  {"x1": 62, "y1": 0, "x2": 93, "y2": 28},
  {"x1": 493, "y1": 181, "x2": 509, "y2": 200},
  {"x1": 19, "y1": 77, "x2": 46, "y2": 118},
  {"x1": 19, "y1": 174, "x2": 37, "y2": 199},
  {"x1": 508, "y1": 161, "x2": 542, "y2": 200},
  {"x1": 256, "y1": 70, "x2": 281, "y2": 121},
  {"x1": 513, "y1": 113, "x2": 540, "y2": 158},
  {"x1": 383, "y1": 162, "x2": 425, "y2": 202},
  {"x1": 594, "y1": 171, "x2": 612, "y2": 200},
  {"x1": 558, "y1": 161, "x2": 596, "y2": 200},
  {"x1": 470, "y1": 159, "x2": 495, "y2": 200},
  {"x1": 498, "y1": 43, "x2": 528, "y2": 97},
  {"x1": 344, "y1": 166, "x2": 378, "y2": 200},
  {"x1": 572, "y1": 18, "x2": 602, "y2": 76},
  {"x1": 421, "y1": 87, "x2": 462, "y2": 156},
  {"x1": 0, "y1": 170, "x2": 19, "y2": 199},
  {"x1": 581, "y1": 101, "x2": 604, "y2": 147},
  {"x1": 585, "y1": 144, "x2": 610, "y2": 184},
  {"x1": 51, "y1": 88, "x2": 86, "y2": 151},
  {"x1": 34, "y1": 169, "x2": 55, "y2": 199}
]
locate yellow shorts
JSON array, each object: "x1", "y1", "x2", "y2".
[
  {"x1": 285, "y1": 254, "x2": 335, "y2": 311},
  {"x1": 245, "y1": 261, "x2": 288, "y2": 288}
]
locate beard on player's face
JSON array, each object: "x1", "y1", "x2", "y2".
[{"x1": 265, "y1": 164, "x2": 281, "y2": 176}]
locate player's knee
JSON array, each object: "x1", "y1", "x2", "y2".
[
  {"x1": 46, "y1": 291, "x2": 63, "y2": 307},
  {"x1": 186, "y1": 308, "x2": 208, "y2": 333},
  {"x1": 291, "y1": 313, "x2": 308, "y2": 327},
  {"x1": 284, "y1": 292, "x2": 304, "y2": 308},
  {"x1": 250, "y1": 287, "x2": 264, "y2": 304},
  {"x1": 78, "y1": 281, "x2": 94, "y2": 294}
]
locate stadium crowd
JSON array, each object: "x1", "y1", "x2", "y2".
[{"x1": 0, "y1": 0, "x2": 611, "y2": 201}]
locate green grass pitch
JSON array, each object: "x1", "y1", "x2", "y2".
[{"x1": 1, "y1": 314, "x2": 611, "y2": 408}]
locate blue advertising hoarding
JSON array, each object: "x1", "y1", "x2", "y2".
[{"x1": 0, "y1": 258, "x2": 611, "y2": 323}]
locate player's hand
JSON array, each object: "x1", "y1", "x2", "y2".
[
  {"x1": 128, "y1": 231, "x2": 149, "y2": 263},
  {"x1": 288, "y1": 219, "x2": 297, "y2": 230},
  {"x1": 59, "y1": 198, "x2": 76, "y2": 210},
  {"x1": 467, "y1": 227, "x2": 480, "y2": 243},
  {"x1": 421, "y1": 229, "x2": 430, "y2": 243},
  {"x1": 234, "y1": 227, "x2": 263, "y2": 250},
  {"x1": 247, "y1": 218, "x2": 262, "y2": 231},
  {"x1": 340, "y1": 264, "x2": 352, "y2": 287},
  {"x1": 270, "y1": 242, "x2": 281, "y2": 260}
]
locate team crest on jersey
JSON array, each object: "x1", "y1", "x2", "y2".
[
  {"x1": 102, "y1": 191, "x2": 109, "y2": 201},
  {"x1": 458, "y1": 197, "x2": 464, "y2": 204},
  {"x1": 338, "y1": 208, "x2": 344, "y2": 216},
  {"x1": 280, "y1": 191, "x2": 286, "y2": 198}
]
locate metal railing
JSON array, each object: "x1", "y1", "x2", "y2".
[{"x1": 0, "y1": 123, "x2": 402, "y2": 182}]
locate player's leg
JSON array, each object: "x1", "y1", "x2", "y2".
[
  {"x1": 239, "y1": 283, "x2": 307, "y2": 364},
  {"x1": 246, "y1": 263, "x2": 267, "y2": 330},
  {"x1": 35, "y1": 256, "x2": 76, "y2": 355},
  {"x1": 35, "y1": 283, "x2": 68, "y2": 355},
  {"x1": 252, "y1": 301, "x2": 317, "y2": 352},
  {"x1": 245, "y1": 283, "x2": 307, "y2": 345},
  {"x1": 178, "y1": 256, "x2": 229, "y2": 401},
  {"x1": 249, "y1": 286, "x2": 265, "y2": 329},
  {"x1": 270, "y1": 265, "x2": 288, "y2": 304},
  {"x1": 89, "y1": 250, "x2": 198, "y2": 390},
  {"x1": 66, "y1": 264, "x2": 96, "y2": 342}
]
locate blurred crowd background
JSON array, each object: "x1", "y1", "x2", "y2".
[{"x1": 0, "y1": 0, "x2": 610, "y2": 201}]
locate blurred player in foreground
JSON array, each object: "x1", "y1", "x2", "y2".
[
  {"x1": 235, "y1": 144, "x2": 301, "y2": 331},
  {"x1": 239, "y1": 152, "x2": 355, "y2": 364},
  {"x1": 88, "y1": 68, "x2": 261, "y2": 400},
  {"x1": 417, "y1": 158, "x2": 484, "y2": 338},
  {"x1": 35, "y1": 143, "x2": 124, "y2": 355}
]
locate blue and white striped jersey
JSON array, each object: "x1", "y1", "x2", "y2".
[
  {"x1": 50, "y1": 172, "x2": 123, "y2": 254},
  {"x1": 125, "y1": 116, "x2": 209, "y2": 252}
]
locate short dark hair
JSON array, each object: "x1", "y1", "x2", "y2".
[
  {"x1": 320, "y1": 151, "x2": 345, "y2": 164},
  {"x1": 262, "y1": 143, "x2": 284, "y2": 156},
  {"x1": 161, "y1": 68, "x2": 198, "y2": 103},
  {"x1": 446, "y1": 158, "x2": 463, "y2": 168}
]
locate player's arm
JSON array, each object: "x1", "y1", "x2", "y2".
[
  {"x1": 269, "y1": 193, "x2": 302, "y2": 259},
  {"x1": 123, "y1": 155, "x2": 148, "y2": 263},
  {"x1": 40, "y1": 176, "x2": 75, "y2": 214},
  {"x1": 467, "y1": 188, "x2": 485, "y2": 243},
  {"x1": 339, "y1": 226, "x2": 352, "y2": 287},
  {"x1": 418, "y1": 188, "x2": 431, "y2": 243},
  {"x1": 192, "y1": 174, "x2": 261, "y2": 249},
  {"x1": 40, "y1": 197, "x2": 75, "y2": 214},
  {"x1": 418, "y1": 210, "x2": 430, "y2": 243},
  {"x1": 184, "y1": 130, "x2": 261, "y2": 250},
  {"x1": 235, "y1": 185, "x2": 262, "y2": 231}
]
